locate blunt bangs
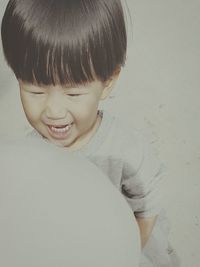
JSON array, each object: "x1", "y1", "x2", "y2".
[{"x1": 1, "y1": 0, "x2": 127, "y2": 85}]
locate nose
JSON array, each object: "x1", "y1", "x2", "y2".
[{"x1": 44, "y1": 93, "x2": 67, "y2": 120}]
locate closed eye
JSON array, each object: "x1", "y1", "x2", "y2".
[
  {"x1": 68, "y1": 94, "x2": 81, "y2": 97},
  {"x1": 31, "y1": 92, "x2": 45, "y2": 95}
]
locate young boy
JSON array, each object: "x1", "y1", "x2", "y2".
[{"x1": 1, "y1": 0, "x2": 177, "y2": 266}]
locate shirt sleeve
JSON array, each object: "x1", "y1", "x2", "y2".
[{"x1": 121, "y1": 132, "x2": 165, "y2": 218}]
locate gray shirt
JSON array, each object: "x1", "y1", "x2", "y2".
[{"x1": 29, "y1": 110, "x2": 164, "y2": 218}]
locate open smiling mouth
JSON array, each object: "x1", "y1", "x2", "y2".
[{"x1": 47, "y1": 124, "x2": 73, "y2": 139}]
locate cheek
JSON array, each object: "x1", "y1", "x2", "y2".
[
  {"x1": 74, "y1": 99, "x2": 99, "y2": 121},
  {"x1": 79, "y1": 95, "x2": 100, "y2": 112},
  {"x1": 74, "y1": 109, "x2": 99, "y2": 132},
  {"x1": 20, "y1": 95, "x2": 43, "y2": 121}
]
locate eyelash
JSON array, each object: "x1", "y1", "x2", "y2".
[
  {"x1": 31, "y1": 92, "x2": 45, "y2": 95},
  {"x1": 30, "y1": 92, "x2": 82, "y2": 96},
  {"x1": 68, "y1": 94, "x2": 81, "y2": 97}
]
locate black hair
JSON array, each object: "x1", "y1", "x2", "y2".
[{"x1": 1, "y1": 0, "x2": 127, "y2": 85}]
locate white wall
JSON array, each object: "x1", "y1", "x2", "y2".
[
  {"x1": 117, "y1": 1, "x2": 200, "y2": 266},
  {"x1": 0, "y1": 1, "x2": 200, "y2": 266}
]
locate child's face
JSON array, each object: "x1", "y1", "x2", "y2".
[{"x1": 19, "y1": 79, "x2": 112, "y2": 150}]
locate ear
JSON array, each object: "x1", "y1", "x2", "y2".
[{"x1": 100, "y1": 67, "x2": 121, "y2": 100}]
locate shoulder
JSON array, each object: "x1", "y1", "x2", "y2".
[
  {"x1": 99, "y1": 111, "x2": 144, "y2": 166},
  {"x1": 26, "y1": 129, "x2": 47, "y2": 144},
  {"x1": 104, "y1": 111, "x2": 163, "y2": 172},
  {"x1": 105, "y1": 111, "x2": 143, "y2": 148}
]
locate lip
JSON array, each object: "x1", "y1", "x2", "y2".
[{"x1": 46, "y1": 123, "x2": 73, "y2": 140}]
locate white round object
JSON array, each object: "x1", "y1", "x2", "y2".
[{"x1": 0, "y1": 138, "x2": 140, "y2": 267}]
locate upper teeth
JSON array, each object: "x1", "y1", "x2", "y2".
[{"x1": 50, "y1": 124, "x2": 72, "y2": 133}]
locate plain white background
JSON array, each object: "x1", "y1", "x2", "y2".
[{"x1": 0, "y1": 1, "x2": 199, "y2": 266}]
